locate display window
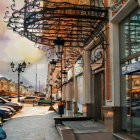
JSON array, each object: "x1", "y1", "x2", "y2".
[{"x1": 120, "y1": 8, "x2": 140, "y2": 139}]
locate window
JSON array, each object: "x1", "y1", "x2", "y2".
[{"x1": 120, "y1": 9, "x2": 140, "y2": 60}]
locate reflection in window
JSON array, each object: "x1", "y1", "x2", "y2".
[
  {"x1": 120, "y1": 9, "x2": 140, "y2": 59},
  {"x1": 126, "y1": 75, "x2": 140, "y2": 138}
]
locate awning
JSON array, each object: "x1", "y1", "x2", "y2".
[{"x1": 4, "y1": 0, "x2": 108, "y2": 48}]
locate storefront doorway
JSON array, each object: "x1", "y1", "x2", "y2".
[
  {"x1": 93, "y1": 71, "x2": 105, "y2": 121},
  {"x1": 119, "y1": 8, "x2": 140, "y2": 139},
  {"x1": 122, "y1": 62, "x2": 140, "y2": 139}
]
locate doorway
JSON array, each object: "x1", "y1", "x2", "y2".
[{"x1": 93, "y1": 71, "x2": 105, "y2": 121}]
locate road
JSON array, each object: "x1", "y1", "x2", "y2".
[{"x1": 3, "y1": 102, "x2": 60, "y2": 140}]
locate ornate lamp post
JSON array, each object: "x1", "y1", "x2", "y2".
[
  {"x1": 54, "y1": 37, "x2": 64, "y2": 99},
  {"x1": 48, "y1": 60, "x2": 56, "y2": 111},
  {"x1": 50, "y1": 59, "x2": 56, "y2": 72},
  {"x1": 10, "y1": 61, "x2": 26, "y2": 102},
  {"x1": 62, "y1": 70, "x2": 67, "y2": 84},
  {"x1": 54, "y1": 37, "x2": 64, "y2": 56},
  {"x1": 48, "y1": 79, "x2": 55, "y2": 111}
]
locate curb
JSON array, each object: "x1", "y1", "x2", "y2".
[{"x1": 56, "y1": 125, "x2": 77, "y2": 140}]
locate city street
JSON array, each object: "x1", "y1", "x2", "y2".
[{"x1": 3, "y1": 103, "x2": 60, "y2": 140}]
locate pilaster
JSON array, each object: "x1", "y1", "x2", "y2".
[{"x1": 83, "y1": 50, "x2": 92, "y2": 117}]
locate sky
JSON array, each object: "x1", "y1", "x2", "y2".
[{"x1": 0, "y1": 0, "x2": 49, "y2": 93}]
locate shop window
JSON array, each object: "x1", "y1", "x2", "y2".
[
  {"x1": 120, "y1": 9, "x2": 140, "y2": 60},
  {"x1": 120, "y1": 8, "x2": 140, "y2": 139}
]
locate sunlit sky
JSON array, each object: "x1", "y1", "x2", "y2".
[{"x1": 0, "y1": 0, "x2": 49, "y2": 93}]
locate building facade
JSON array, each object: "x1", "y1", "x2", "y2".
[
  {"x1": 107, "y1": 0, "x2": 140, "y2": 138},
  {"x1": 45, "y1": 0, "x2": 140, "y2": 139}
]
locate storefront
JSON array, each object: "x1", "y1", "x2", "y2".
[
  {"x1": 90, "y1": 44, "x2": 105, "y2": 120},
  {"x1": 119, "y1": 8, "x2": 140, "y2": 139},
  {"x1": 103, "y1": 0, "x2": 140, "y2": 136}
]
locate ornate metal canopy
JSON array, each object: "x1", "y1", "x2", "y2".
[{"x1": 4, "y1": 0, "x2": 108, "y2": 48}]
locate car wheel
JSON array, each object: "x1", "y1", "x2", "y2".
[
  {"x1": 38, "y1": 102, "x2": 42, "y2": 105},
  {"x1": 0, "y1": 115, "x2": 3, "y2": 123}
]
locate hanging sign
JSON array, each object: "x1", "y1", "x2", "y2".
[
  {"x1": 122, "y1": 61, "x2": 140, "y2": 75},
  {"x1": 74, "y1": 59, "x2": 83, "y2": 76},
  {"x1": 68, "y1": 69, "x2": 73, "y2": 80}
]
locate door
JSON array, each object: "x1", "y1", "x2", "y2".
[{"x1": 94, "y1": 71, "x2": 105, "y2": 121}]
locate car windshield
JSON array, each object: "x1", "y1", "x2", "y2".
[
  {"x1": 25, "y1": 96, "x2": 35, "y2": 99},
  {"x1": 39, "y1": 97, "x2": 45, "y2": 100}
]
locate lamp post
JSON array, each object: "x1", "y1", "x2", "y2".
[
  {"x1": 48, "y1": 59, "x2": 56, "y2": 111},
  {"x1": 54, "y1": 37, "x2": 64, "y2": 99},
  {"x1": 48, "y1": 79, "x2": 55, "y2": 111},
  {"x1": 50, "y1": 59, "x2": 56, "y2": 72},
  {"x1": 62, "y1": 70, "x2": 67, "y2": 84},
  {"x1": 10, "y1": 61, "x2": 26, "y2": 102}
]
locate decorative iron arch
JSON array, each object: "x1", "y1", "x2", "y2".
[{"x1": 4, "y1": 0, "x2": 108, "y2": 48}]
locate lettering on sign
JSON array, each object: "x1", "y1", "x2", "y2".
[{"x1": 122, "y1": 61, "x2": 140, "y2": 75}]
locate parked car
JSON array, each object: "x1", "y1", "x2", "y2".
[
  {"x1": 10, "y1": 95, "x2": 18, "y2": 98},
  {"x1": 37, "y1": 97, "x2": 55, "y2": 105},
  {"x1": 21, "y1": 96, "x2": 38, "y2": 103},
  {"x1": 0, "y1": 106, "x2": 16, "y2": 115},
  {"x1": 0, "y1": 97, "x2": 22, "y2": 111},
  {"x1": 2, "y1": 96, "x2": 11, "y2": 102},
  {"x1": 0, "y1": 108, "x2": 12, "y2": 121}
]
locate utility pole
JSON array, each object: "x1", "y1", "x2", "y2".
[{"x1": 35, "y1": 64, "x2": 38, "y2": 92}]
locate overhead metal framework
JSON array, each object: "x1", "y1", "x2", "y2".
[{"x1": 4, "y1": 0, "x2": 108, "y2": 48}]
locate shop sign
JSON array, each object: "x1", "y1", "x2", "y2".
[
  {"x1": 91, "y1": 46, "x2": 104, "y2": 70},
  {"x1": 110, "y1": 0, "x2": 128, "y2": 12},
  {"x1": 74, "y1": 59, "x2": 83, "y2": 76},
  {"x1": 68, "y1": 69, "x2": 73, "y2": 80},
  {"x1": 122, "y1": 61, "x2": 140, "y2": 75}
]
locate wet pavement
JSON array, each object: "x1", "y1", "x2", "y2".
[{"x1": 3, "y1": 104, "x2": 61, "y2": 140}]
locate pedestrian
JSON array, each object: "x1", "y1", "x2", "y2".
[
  {"x1": 0, "y1": 117, "x2": 6, "y2": 140},
  {"x1": 33, "y1": 96, "x2": 38, "y2": 107},
  {"x1": 58, "y1": 101, "x2": 64, "y2": 117}
]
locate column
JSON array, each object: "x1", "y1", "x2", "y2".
[
  {"x1": 73, "y1": 75, "x2": 77, "y2": 114},
  {"x1": 83, "y1": 50, "x2": 92, "y2": 117}
]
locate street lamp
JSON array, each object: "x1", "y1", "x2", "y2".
[
  {"x1": 10, "y1": 61, "x2": 27, "y2": 102},
  {"x1": 62, "y1": 70, "x2": 67, "y2": 84},
  {"x1": 50, "y1": 59, "x2": 56, "y2": 72},
  {"x1": 54, "y1": 37, "x2": 64, "y2": 56},
  {"x1": 54, "y1": 37, "x2": 64, "y2": 100},
  {"x1": 48, "y1": 79, "x2": 55, "y2": 111},
  {"x1": 62, "y1": 70, "x2": 67, "y2": 79}
]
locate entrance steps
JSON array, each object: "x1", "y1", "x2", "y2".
[{"x1": 56, "y1": 125, "x2": 120, "y2": 140}]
